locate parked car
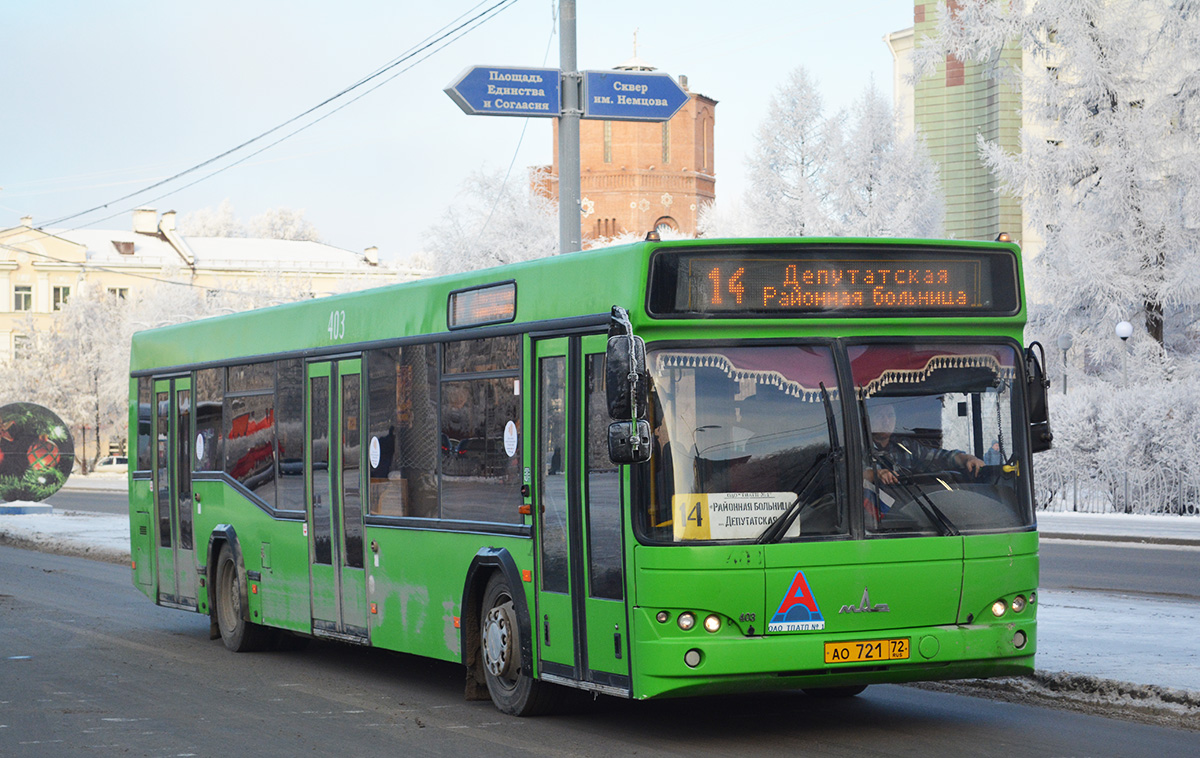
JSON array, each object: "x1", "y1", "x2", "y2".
[{"x1": 94, "y1": 455, "x2": 128, "y2": 474}]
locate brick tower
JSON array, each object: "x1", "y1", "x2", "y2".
[{"x1": 547, "y1": 55, "x2": 717, "y2": 245}]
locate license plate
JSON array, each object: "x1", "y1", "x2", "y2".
[{"x1": 824, "y1": 637, "x2": 910, "y2": 664}]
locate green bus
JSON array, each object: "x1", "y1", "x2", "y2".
[{"x1": 128, "y1": 236, "x2": 1050, "y2": 715}]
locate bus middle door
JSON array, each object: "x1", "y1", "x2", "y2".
[
  {"x1": 306, "y1": 358, "x2": 368, "y2": 642},
  {"x1": 534, "y1": 335, "x2": 630, "y2": 696}
]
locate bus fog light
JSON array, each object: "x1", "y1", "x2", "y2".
[
  {"x1": 1013, "y1": 630, "x2": 1028, "y2": 650},
  {"x1": 1011, "y1": 595, "x2": 1027, "y2": 613},
  {"x1": 678, "y1": 612, "x2": 696, "y2": 631},
  {"x1": 991, "y1": 599, "x2": 1007, "y2": 618},
  {"x1": 684, "y1": 649, "x2": 702, "y2": 668},
  {"x1": 703, "y1": 614, "x2": 721, "y2": 633},
  {"x1": 656, "y1": 611, "x2": 670, "y2": 624}
]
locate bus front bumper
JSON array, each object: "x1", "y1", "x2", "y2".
[{"x1": 629, "y1": 608, "x2": 1036, "y2": 700}]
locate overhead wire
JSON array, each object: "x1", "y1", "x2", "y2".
[
  {"x1": 42, "y1": 0, "x2": 519, "y2": 229},
  {"x1": 74, "y1": 0, "x2": 520, "y2": 231}
]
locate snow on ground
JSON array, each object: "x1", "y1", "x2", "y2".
[
  {"x1": 0, "y1": 507, "x2": 130, "y2": 563},
  {"x1": 1038, "y1": 589, "x2": 1200, "y2": 692}
]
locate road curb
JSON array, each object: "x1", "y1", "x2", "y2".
[
  {"x1": 1041, "y1": 532, "x2": 1200, "y2": 547},
  {"x1": 0, "y1": 532, "x2": 130, "y2": 566}
]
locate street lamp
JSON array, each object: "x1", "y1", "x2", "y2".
[
  {"x1": 1056, "y1": 334, "x2": 1073, "y2": 395},
  {"x1": 1115, "y1": 320, "x2": 1133, "y2": 387}
]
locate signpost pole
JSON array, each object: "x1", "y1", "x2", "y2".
[{"x1": 558, "y1": 0, "x2": 581, "y2": 254}]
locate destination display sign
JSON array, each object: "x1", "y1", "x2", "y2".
[
  {"x1": 444, "y1": 65, "x2": 561, "y2": 118},
  {"x1": 672, "y1": 492, "x2": 799, "y2": 542},
  {"x1": 648, "y1": 246, "x2": 1020, "y2": 317}
]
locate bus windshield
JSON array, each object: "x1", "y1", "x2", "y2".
[
  {"x1": 640, "y1": 345, "x2": 847, "y2": 543},
  {"x1": 637, "y1": 341, "x2": 1034, "y2": 544},
  {"x1": 853, "y1": 342, "x2": 1033, "y2": 536}
]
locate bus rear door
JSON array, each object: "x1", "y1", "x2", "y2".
[
  {"x1": 306, "y1": 358, "x2": 368, "y2": 642},
  {"x1": 152, "y1": 375, "x2": 197, "y2": 609},
  {"x1": 534, "y1": 335, "x2": 631, "y2": 695}
]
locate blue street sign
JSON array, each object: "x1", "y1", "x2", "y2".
[
  {"x1": 581, "y1": 70, "x2": 690, "y2": 122},
  {"x1": 444, "y1": 65, "x2": 561, "y2": 118}
]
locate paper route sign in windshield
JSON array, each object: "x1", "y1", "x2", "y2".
[{"x1": 672, "y1": 492, "x2": 798, "y2": 541}]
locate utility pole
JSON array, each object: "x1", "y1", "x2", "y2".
[{"x1": 558, "y1": 0, "x2": 581, "y2": 254}]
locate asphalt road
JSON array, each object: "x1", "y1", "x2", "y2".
[
  {"x1": 2, "y1": 545, "x2": 1197, "y2": 757},
  {"x1": 1040, "y1": 539, "x2": 1200, "y2": 601},
  {"x1": 44, "y1": 489, "x2": 127, "y2": 516}
]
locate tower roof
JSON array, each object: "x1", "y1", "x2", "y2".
[{"x1": 614, "y1": 54, "x2": 655, "y2": 71}]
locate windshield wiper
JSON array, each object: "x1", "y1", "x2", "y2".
[{"x1": 756, "y1": 383, "x2": 842, "y2": 544}]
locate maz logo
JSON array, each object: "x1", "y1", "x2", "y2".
[{"x1": 839, "y1": 588, "x2": 890, "y2": 614}]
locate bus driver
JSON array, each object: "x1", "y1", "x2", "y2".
[{"x1": 866, "y1": 401, "x2": 985, "y2": 486}]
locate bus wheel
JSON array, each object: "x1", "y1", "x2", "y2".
[
  {"x1": 214, "y1": 542, "x2": 271, "y2": 653},
  {"x1": 480, "y1": 573, "x2": 551, "y2": 716},
  {"x1": 803, "y1": 685, "x2": 868, "y2": 698}
]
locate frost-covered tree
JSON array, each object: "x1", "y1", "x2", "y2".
[
  {"x1": 424, "y1": 168, "x2": 558, "y2": 274},
  {"x1": 824, "y1": 82, "x2": 945, "y2": 237},
  {"x1": 0, "y1": 286, "x2": 129, "y2": 471},
  {"x1": 918, "y1": 0, "x2": 1200, "y2": 351},
  {"x1": 743, "y1": 67, "x2": 836, "y2": 236},
  {"x1": 179, "y1": 200, "x2": 323, "y2": 241},
  {"x1": 710, "y1": 67, "x2": 944, "y2": 238},
  {"x1": 247, "y1": 207, "x2": 322, "y2": 242},
  {"x1": 178, "y1": 199, "x2": 243, "y2": 237}
]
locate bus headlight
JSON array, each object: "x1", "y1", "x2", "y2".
[
  {"x1": 656, "y1": 611, "x2": 670, "y2": 624},
  {"x1": 678, "y1": 612, "x2": 696, "y2": 631},
  {"x1": 991, "y1": 599, "x2": 1007, "y2": 618},
  {"x1": 703, "y1": 614, "x2": 721, "y2": 633},
  {"x1": 1011, "y1": 595, "x2": 1027, "y2": 614}
]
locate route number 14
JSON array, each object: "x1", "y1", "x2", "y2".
[{"x1": 327, "y1": 310, "x2": 346, "y2": 341}]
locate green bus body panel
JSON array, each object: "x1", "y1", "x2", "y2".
[
  {"x1": 127, "y1": 236, "x2": 1036, "y2": 703},
  {"x1": 365, "y1": 528, "x2": 533, "y2": 662},
  {"x1": 193, "y1": 482, "x2": 313, "y2": 632},
  {"x1": 959, "y1": 531, "x2": 1039, "y2": 624},
  {"x1": 130, "y1": 478, "x2": 154, "y2": 595}
]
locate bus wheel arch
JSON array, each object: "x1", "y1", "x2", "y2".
[
  {"x1": 208, "y1": 526, "x2": 271, "y2": 653},
  {"x1": 461, "y1": 548, "x2": 547, "y2": 714}
]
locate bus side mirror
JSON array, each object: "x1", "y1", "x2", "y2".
[
  {"x1": 1025, "y1": 341, "x2": 1053, "y2": 453},
  {"x1": 608, "y1": 420, "x2": 652, "y2": 464},
  {"x1": 605, "y1": 335, "x2": 648, "y2": 420},
  {"x1": 605, "y1": 307, "x2": 648, "y2": 420}
]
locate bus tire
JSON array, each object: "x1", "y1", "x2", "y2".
[
  {"x1": 480, "y1": 573, "x2": 552, "y2": 716},
  {"x1": 214, "y1": 542, "x2": 272, "y2": 653},
  {"x1": 803, "y1": 685, "x2": 868, "y2": 698}
]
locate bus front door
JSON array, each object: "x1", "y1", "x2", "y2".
[
  {"x1": 534, "y1": 335, "x2": 631, "y2": 696},
  {"x1": 152, "y1": 375, "x2": 197, "y2": 610},
  {"x1": 305, "y1": 359, "x2": 368, "y2": 642}
]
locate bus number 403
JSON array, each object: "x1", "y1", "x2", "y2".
[{"x1": 327, "y1": 310, "x2": 346, "y2": 341}]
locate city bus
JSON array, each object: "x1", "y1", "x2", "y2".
[{"x1": 128, "y1": 236, "x2": 1050, "y2": 715}]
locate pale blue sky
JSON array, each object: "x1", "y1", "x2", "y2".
[{"x1": 1, "y1": 1, "x2": 914, "y2": 262}]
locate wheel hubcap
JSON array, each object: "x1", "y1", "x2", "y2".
[{"x1": 483, "y1": 599, "x2": 517, "y2": 680}]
